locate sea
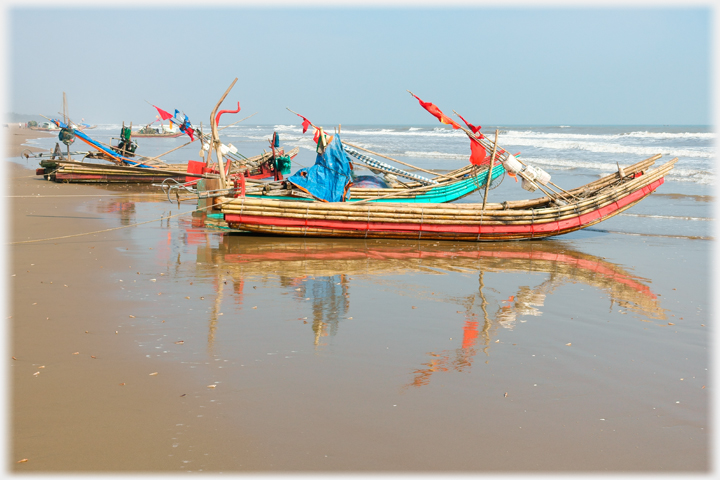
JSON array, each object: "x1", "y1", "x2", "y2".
[{"x1": 15, "y1": 123, "x2": 714, "y2": 470}]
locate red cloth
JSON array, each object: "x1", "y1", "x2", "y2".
[
  {"x1": 411, "y1": 93, "x2": 460, "y2": 129},
  {"x1": 296, "y1": 113, "x2": 312, "y2": 134},
  {"x1": 469, "y1": 138, "x2": 487, "y2": 166},
  {"x1": 153, "y1": 105, "x2": 173, "y2": 121},
  {"x1": 456, "y1": 112, "x2": 482, "y2": 135}
]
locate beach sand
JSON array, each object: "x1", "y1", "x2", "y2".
[
  {"x1": 7, "y1": 133, "x2": 265, "y2": 472},
  {"x1": 6, "y1": 129, "x2": 709, "y2": 473}
]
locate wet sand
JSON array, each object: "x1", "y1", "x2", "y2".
[
  {"x1": 7, "y1": 135, "x2": 265, "y2": 471},
  {"x1": 6, "y1": 130, "x2": 710, "y2": 473}
]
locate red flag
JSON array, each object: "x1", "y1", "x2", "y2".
[
  {"x1": 153, "y1": 105, "x2": 173, "y2": 121},
  {"x1": 410, "y1": 93, "x2": 460, "y2": 129},
  {"x1": 185, "y1": 127, "x2": 194, "y2": 141},
  {"x1": 296, "y1": 113, "x2": 312, "y2": 134},
  {"x1": 469, "y1": 138, "x2": 487, "y2": 166},
  {"x1": 456, "y1": 112, "x2": 483, "y2": 136},
  {"x1": 312, "y1": 127, "x2": 321, "y2": 143}
]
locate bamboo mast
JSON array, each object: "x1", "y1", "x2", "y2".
[
  {"x1": 481, "y1": 130, "x2": 499, "y2": 210},
  {"x1": 210, "y1": 78, "x2": 239, "y2": 189},
  {"x1": 399, "y1": 95, "x2": 560, "y2": 201},
  {"x1": 285, "y1": 108, "x2": 468, "y2": 183},
  {"x1": 63, "y1": 92, "x2": 71, "y2": 160},
  {"x1": 151, "y1": 112, "x2": 257, "y2": 164}
]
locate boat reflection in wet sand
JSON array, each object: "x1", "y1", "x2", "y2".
[{"x1": 190, "y1": 236, "x2": 665, "y2": 357}]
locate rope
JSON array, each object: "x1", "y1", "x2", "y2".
[
  {"x1": 365, "y1": 208, "x2": 370, "y2": 239},
  {"x1": 304, "y1": 205, "x2": 309, "y2": 237},
  {"x1": 419, "y1": 207, "x2": 424, "y2": 239},
  {"x1": 531, "y1": 209, "x2": 535, "y2": 239},
  {"x1": 8, "y1": 198, "x2": 235, "y2": 245}
]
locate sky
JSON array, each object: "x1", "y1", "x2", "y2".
[{"x1": 3, "y1": 4, "x2": 714, "y2": 126}]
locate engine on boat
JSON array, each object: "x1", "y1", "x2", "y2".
[{"x1": 115, "y1": 125, "x2": 138, "y2": 157}]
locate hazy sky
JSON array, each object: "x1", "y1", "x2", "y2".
[{"x1": 6, "y1": 6, "x2": 713, "y2": 126}]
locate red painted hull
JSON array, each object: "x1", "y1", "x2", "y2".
[
  {"x1": 52, "y1": 172, "x2": 203, "y2": 183},
  {"x1": 225, "y1": 178, "x2": 664, "y2": 242}
]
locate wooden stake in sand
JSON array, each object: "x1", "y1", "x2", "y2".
[
  {"x1": 481, "y1": 129, "x2": 499, "y2": 211},
  {"x1": 210, "y1": 78, "x2": 239, "y2": 189}
]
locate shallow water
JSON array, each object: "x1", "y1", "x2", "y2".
[{"x1": 70, "y1": 192, "x2": 710, "y2": 471}]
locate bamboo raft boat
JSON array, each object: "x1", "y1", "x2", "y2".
[
  {"x1": 37, "y1": 147, "x2": 300, "y2": 183},
  {"x1": 216, "y1": 154, "x2": 677, "y2": 241}
]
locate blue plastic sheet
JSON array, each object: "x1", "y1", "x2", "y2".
[{"x1": 287, "y1": 134, "x2": 354, "y2": 202}]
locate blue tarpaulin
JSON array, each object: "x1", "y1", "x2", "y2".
[{"x1": 287, "y1": 134, "x2": 353, "y2": 202}]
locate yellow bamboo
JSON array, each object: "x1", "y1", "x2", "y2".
[{"x1": 482, "y1": 129, "x2": 499, "y2": 210}]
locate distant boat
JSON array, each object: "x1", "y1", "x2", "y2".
[
  {"x1": 28, "y1": 121, "x2": 60, "y2": 132},
  {"x1": 132, "y1": 124, "x2": 183, "y2": 138}
]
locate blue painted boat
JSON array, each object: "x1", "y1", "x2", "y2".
[{"x1": 51, "y1": 119, "x2": 156, "y2": 168}]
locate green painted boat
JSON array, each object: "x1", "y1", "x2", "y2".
[{"x1": 242, "y1": 162, "x2": 505, "y2": 204}]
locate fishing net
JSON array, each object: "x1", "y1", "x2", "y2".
[
  {"x1": 276, "y1": 155, "x2": 292, "y2": 175},
  {"x1": 471, "y1": 161, "x2": 505, "y2": 191}
]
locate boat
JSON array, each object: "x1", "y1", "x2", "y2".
[
  {"x1": 204, "y1": 125, "x2": 505, "y2": 204},
  {"x1": 132, "y1": 124, "x2": 183, "y2": 138},
  {"x1": 28, "y1": 121, "x2": 60, "y2": 132},
  {"x1": 216, "y1": 153, "x2": 677, "y2": 242},
  {"x1": 37, "y1": 148, "x2": 299, "y2": 184},
  {"x1": 34, "y1": 119, "x2": 299, "y2": 184},
  {"x1": 232, "y1": 161, "x2": 505, "y2": 204}
]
